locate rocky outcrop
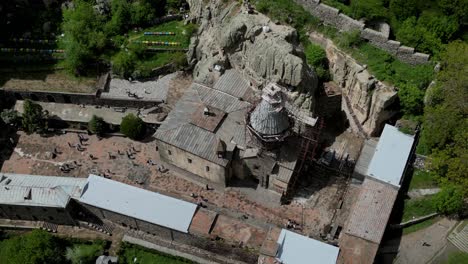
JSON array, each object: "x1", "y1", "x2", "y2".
[
  {"x1": 186, "y1": 0, "x2": 318, "y2": 109},
  {"x1": 310, "y1": 32, "x2": 398, "y2": 137}
]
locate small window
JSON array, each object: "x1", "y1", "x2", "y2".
[
  {"x1": 168, "y1": 150, "x2": 172, "y2": 155},
  {"x1": 188, "y1": 158, "x2": 192, "y2": 164},
  {"x1": 155, "y1": 146, "x2": 159, "y2": 151},
  {"x1": 206, "y1": 166, "x2": 210, "y2": 172}
]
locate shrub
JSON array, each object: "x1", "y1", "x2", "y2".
[
  {"x1": 433, "y1": 183, "x2": 464, "y2": 215},
  {"x1": 304, "y1": 43, "x2": 329, "y2": 81},
  {"x1": 112, "y1": 50, "x2": 137, "y2": 78},
  {"x1": 22, "y1": 99, "x2": 47, "y2": 134},
  {"x1": 398, "y1": 84, "x2": 425, "y2": 117},
  {"x1": 65, "y1": 241, "x2": 105, "y2": 264},
  {"x1": 1, "y1": 109, "x2": 19, "y2": 127},
  {"x1": 120, "y1": 114, "x2": 145, "y2": 139},
  {"x1": 88, "y1": 115, "x2": 107, "y2": 136},
  {"x1": 337, "y1": 30, "x2": 362, "y2": 48}
]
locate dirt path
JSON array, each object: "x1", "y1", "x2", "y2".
[{"x1": 394, "y1": 218, "x2": 458, "y2": 264}]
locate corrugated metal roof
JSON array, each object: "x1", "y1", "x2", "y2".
[
  {"x1": 276, "y1": 229, "x2": 339, "y2": 264},
  {"x1": 154, "y1": 81, "x2": 251, "y2": 166},
  {"x1": 79, "y1": 175, "x2": 197, "y2": 233},
  {"x1": 345, "y1": 178, "x2": 398, "y2": 243},
  {"x1": 250, "y1": 100, "x2": 290, "y2": 135},
  {"x1": 367, "y1": 124, "x2": 414, "y2": 187},
  {"x1": 0, "y1": 173, "x2": 87, "y2": 207},
  {"x1": 213, "y1": 70, "x2": 252, "y2": 99}
]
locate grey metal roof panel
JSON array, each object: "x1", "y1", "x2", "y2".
[
  {"x1": 0, "y1": 173, "x2": 87, "y2": 207},
  {"x1": 194, "y1": 84, "x2": 251, "y2": 113},
  {"x1": 345, "y1": 178, "x2": 398, "y2": 243},
  {"x1": 250, "y1": 100, "x2": 290, "y2": 135},
  {"x1": 157, "y1": 124, "x2": 230, "y2": 166},
  {"x1": 354, "y1": 139, "x2": 378, "y2": 177},
  {"x1": 367, "y1": 124, "x2": 415, "y2": 187},
  {"x1": 154, "y1": 80, "x2": 252, "y2": 165},
  {"x1": 79, "y1": 175, "x2": 197, "y2": 233},
  {"x1": 277, "y1": 229, "x2": 339, "y2": 264},
  {"x1": 213, "y1": 70, "x2": 252, "y2": 98}
]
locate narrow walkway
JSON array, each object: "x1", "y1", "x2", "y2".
[{"x1": 394, "y1": 218, "x2": 457, "y2": 264}]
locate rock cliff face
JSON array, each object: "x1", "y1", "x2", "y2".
[
  {"x1": 186, "y1": 0, "x2": 318, "y2": 109},
  {"x1": 310, "y1": 32, "x2": 398, "y2": 137}
]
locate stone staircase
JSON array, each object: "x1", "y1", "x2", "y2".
[
  {"x1": 78, "y1": 220, "x2": 114, "y2": 236},
  {"x1": 448, "y1": 223, "x2": 468, "y2": 253}
]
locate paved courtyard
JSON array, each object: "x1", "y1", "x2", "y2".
[{"x1": 1, "y1": 131, "x2": 346, "y2": 238}]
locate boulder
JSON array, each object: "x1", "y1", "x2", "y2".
[{"x1": 187, "y1": 0, "x2": 318, "y2": 109}]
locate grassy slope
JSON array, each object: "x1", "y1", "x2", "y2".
[
  {"x1": 119, "y1": 243, "x2": 194, "y2": 264},
  {"x1": 409, "y1": 169, "x2": 438, "y2": 190}
]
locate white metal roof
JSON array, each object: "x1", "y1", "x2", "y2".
[
  {"x1": 0, "y1": 173, "x2": 87, "y2": 208},
  {"x1": 276, "y1": 229, "x2": 339, "y2": 264},
  {"x1": 367, "y1": 124, "x2": 414, "y2": 187},
  {"x1": 79, "y1": 175, "x2": 197, "y2": 233}
]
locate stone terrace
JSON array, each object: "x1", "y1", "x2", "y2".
[{"x1": 1, "y1": 131, "x2": 346, "y2": 244}]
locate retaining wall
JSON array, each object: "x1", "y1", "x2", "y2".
[{"x1": 293, "y1": 0, "x2": 430, "y2": 65}]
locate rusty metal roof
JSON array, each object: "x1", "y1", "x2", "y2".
[{"x1": 345, "y1": 178, "x2": 398, "y2": 243}]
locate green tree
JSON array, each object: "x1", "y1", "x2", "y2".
[
  {"x1": 120, "y1": 114, "x2": 146, "y2": 140},
  {"x1": 0, "y1": 230, "x2": 65, "y2": 264},
  {"x1": 395, "y1": 17, "x2": 442, "y2": 55},
  {"x1": 65, "y1": 241, "x2": 105, "y2": 264},
  {"x1": 304, "y1": 43, "x2": 329, "y2": 81},
  {"x1": 112, "y1": 50, "x2": 137, "y2": 78},
  {"x1": 432, "y1": 183, "x2": 464, "y2": 215},
  {"x1": 398, "y1": 84, "x2": 425, "y2": 116},
  {"x1": 389, "y1": 0, "x2": 420, "y2": 20},
  {"x1": 1, "y1": 109, "x2": 19, "y2": 127},
  {"x1": 350, "y1": 0, "x2": 387, "y2": 20},
  {"x1": 88, "y1": 115, "x2": 108, "y2": 136},
  {"x1": 22, "y1": 100, "x2": 47, "y2": 134},
  {"x1": 62, "y1": 0, "x2": 107, "y2": 74},
  {"x1": 105, "y1": 0, "x2": 131, "y2": 35}
]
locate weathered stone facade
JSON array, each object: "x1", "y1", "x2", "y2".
[
  {"x1": 157, "y1": 141, "x2": 230, "y2": 187},
  {"x1": 310, "y1": 32, "x2": 399, "y2": 137},
  {"x1": 0, "y1": 204, "x2": 76, "y2": 225}
]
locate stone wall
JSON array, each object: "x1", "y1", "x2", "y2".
[
  {"x1": 157, "y1": 141, "x2": 229, "y2": 186},
  {"x1": 294, "y1": 0, "x2": 430, "y2": 65},
  {"x1": 0, "y1": 90, "x2": 161, "y2": 108},
  {"x1": 0, "y1": 204, "x2": 76, "y2": 225}
]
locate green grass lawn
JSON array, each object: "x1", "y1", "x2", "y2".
[
  {"x1": 443, "y1": 252, "x2": 468, "y2": 264},
  {"x1": 409, "y1": 169, "x2": 438, "y2": 190},
  {"x1": 129, "y1": 21, "x2": 196, "y2": 49},
  {"x1": 402, "y1": 196, "x2": 436, "y2": 222},
  {"x1": 119, "y1": 243, "x2": 195, "y2": 264},
  {"x1": 403, "y1": 217, "x2": 439, "y2": 235}
]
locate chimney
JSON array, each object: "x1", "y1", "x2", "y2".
[{"x1": 203, "y1": 107, "x2": 210, "y2": 116}]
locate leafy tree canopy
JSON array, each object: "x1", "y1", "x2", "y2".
[
  {"x1": 432, "y1": 183, "x2": 465, "y2": 215},
  {"x1": 0, "y1": 230, "x2": 65, "y2": 264},
  {"x1": 120, "y1": 114, "x2": 146, "y2": 140},
  {"x1": 88, "y1": 115, "x2": 108, "y2": 136},
  {"x1": 62, "y1": 0, "x2": 107, "y2": 74},
  {"x1": 22, "y1": 100, "x2": 47, "y2": 134}
]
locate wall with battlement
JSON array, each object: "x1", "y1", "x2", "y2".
[{"x1": 294, "y1": 0, "x2": 430, "y2": 65}]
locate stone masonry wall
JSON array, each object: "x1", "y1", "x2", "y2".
[{"x1": 294, "y1": 0, "x2": 430, "y2": 65}]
